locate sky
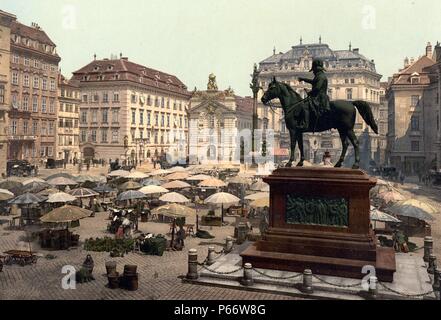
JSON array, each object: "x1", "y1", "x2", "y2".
[{"x1": 2, "y1": 0, "x2": 441, "y2": 96}]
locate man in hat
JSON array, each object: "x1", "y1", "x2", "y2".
[{"x1": 297, "y1": 59, "x2": 331, "y2": 130}]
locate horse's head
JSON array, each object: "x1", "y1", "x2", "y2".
[{"x1": 261, "y1": 77, "x2": 281, "y2": 105}]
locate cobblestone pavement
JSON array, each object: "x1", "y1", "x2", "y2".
[
  {"x1": 0, "y1": 208, "x2": 297, "y2": 300},
  {"x1": 1, "y1": 166, "x2": 439, "y2": 300}
]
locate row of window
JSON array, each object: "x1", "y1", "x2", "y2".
[
  {"x1": 10, "y1": 119, "x2": 55, "y2": 136},
  {"x1": 58, "y1": 118, "x2": 79, "y2": 128},
  {"x1": 11, "y1": 72, "x2": 57, "y2": 91},
  {"x1": 80, "y1": 109, "x2": 118, "y2": 124},
  {"x1": 58, "y1": 135, "x2": 79, "y2": 147},
  {"x1": 18, "y1": 145, "x2": 54, "y2": 158},
  {"x1": 131, "y1": 109, "x2": 187, "y2": 128},
  {"x1": 80, "y1": 129, "x2": 119, "y2": 144},
  {"x1": 11, "y1": 94, "x2": 56, "y2": 113},
  {"x1": 11, "y1": 53, "x2": 57, "y2": 71}
]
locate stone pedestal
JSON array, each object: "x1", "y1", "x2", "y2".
[{"x1": 241, "y1": 167, "x2": 396, "y2": 282}]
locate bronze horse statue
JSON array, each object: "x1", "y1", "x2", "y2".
[{"x1": 261, "y1": 77, "x2": 378, "y2": 169}]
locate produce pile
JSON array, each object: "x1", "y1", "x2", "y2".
[{"x1": 84, "y1": 237, "x2": 135, "y2": 257}]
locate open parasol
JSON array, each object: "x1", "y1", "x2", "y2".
[
  {"x1": 108, "y1": 170, "x2": 131, "y2": 178},
  {"x1": 118, "y1": 181, "x2": 142, "y2": 191},
  {"x1": 22, "y1": 181, "x2": 51, "y2": 194},
  {"x1": 376, "y1": 190, "x2": 405, "y2": 205},
  {"x1": 0, "y1": 189, "x2": 14, "y2": 201},
  {"x1": 250, "y1": 180, "x2": 270, "y2": 192},
  {"x1": 127, "y1": 171, "x2": 150, "y2": 179},
  {"x1": 186, "y1": 174, "x2": 212, "y2": 181},
  {"x1": 204, "y1": 192, "x2": 240, "y2": 223},
  {"x1": 9, "y1": 192, "x2": 46, "y2": 205},
  {"x1": 150, "y1": 169, "x2": 171, "y2": 176},
  {"x1": 141, "y1": 178, "x2": 164, "y2": 186},
  {"x1": 198, "y1": 178, "x2": 227, "y2": 188},
  {"x1": 45, "y1": 173, "x2": 76, "y2": 181},
  {"x1": 22, "y1": 178, "x2": 46, "y2": 185},
  {"x1": 244, "y1": 192, "x2": 269, "y2": 201},
  {"x1": 151, "y1": 203, "x2": 195, "y2": 218},
  {"x1": 161, "y1": 180, "x2": 191, "y2": 190},
  {"x1": 250, "y1": 197, "x2": 270, "y2": 208},
  {"x1": 159, "y1": 192, "x2": 189, "y2": 203},
  {"x1": 227, "y1": 176, "x2": 253, "y2": 185},
  {"x1": 139, "y1": 185, "x2": 169, "y2": 195},
  {"x1": 168, "y1": 166, "x2": 187, "y2": 173},
  {"x1": 387, "y1": 199, "x2": 436, "y2": 222},
  {"x1": 116, "y1": 190, "x2": 146, "y2": 201},
  {"x1": 164, "y1": 172, "x2": 190, "y2": 180},
  {"x1": 370, "y1": 206, "x2": 401, "y2": 223},
  {"x1": 93, "y1": 185, "x2": 115, "y2": 194},
  {"x1": 47, "y1": 177, "x2": 78, "y2": 187},
  {"x1": 47, "y1": 192, "x2": 77, "y2": 203},
  {"x1": 68, "y1": 188, "x2": 99, "y2": 198},
  {"x1": 40, "y1": 205, "x2": 91, "y2": 223}
]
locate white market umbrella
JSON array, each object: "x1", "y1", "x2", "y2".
[
  {"x1": 139, "y1": 185, "x2": 169, "y2": 195},
  {"x1": 127, "y1": 171, "x2": 150, "y2": 179},
  {"x1": 244, "y1": 192, "x2": 269, "y2": 201},
  {"x1": 205, "y1": 192, "x2": 240, "y2": 223},
  {"x1": 108, "y1": 170, "x2": 130, "y2": 178},
  {"x1": 47, "y1": 192, "x2": 77, "y2": 203},
  {"x1": 159, "y1": 192, "x2": 190, "y2": 203}
]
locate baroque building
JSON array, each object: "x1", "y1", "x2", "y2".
[
  {"x1": 188, "y1": 74, "x2": 253, "y2": 165},
  {"x1": 0, "y1": 10, "x2": 16, "y2": 176},
  {"x1": 386, "y1": 42, "x2": 439, "y2": 175},
  {"x1": 57, "y1": 75, "x2": 80, "y2": 162},
  {"x1": 8, "y1": 20, "x2": 60, "y2": 163},
  {"x1": 71, "y1": 56, "x2": 191, "y2": 163},
  {"x1": 257, "y1": 39, "x2": 383, "y2": 169}
]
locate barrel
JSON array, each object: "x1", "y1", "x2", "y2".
[
  {"x1": 123, "y1": 265, "x2": 137, "y2": 276},
  {"x1": 107, "y1": 272, "x2": 120, "y2": 289},
  {"x1": 105, "y1": 261, "x2": 117, "y2": 276},
  {"x1": 124, "y1": 273, "x2": 139, "y2": 291}
]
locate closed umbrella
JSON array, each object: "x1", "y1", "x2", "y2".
[
  {"x1": 116, "y1": 190, "x2": 146, "y2": 201},
  {"x1": 159, "y1": 192, "x2": 189, "y2": 203},
  {"x1": 108, "y1": 170, "x2": 130, "y2": 178},
  {"x1": 205, "y1": 192, "x2": 240, "y2": 223},
  {"x1": 139, "y1": 185, "x2": 169, "y2": 195},
  {"x1": 47, "y1": 192, "x2": 77, "y2": 203},
  {"x1": 68, "y1": 188, "x2": 99, "y2": 198},
  {"x1": 40, "y1": 205, "x2": 91, "y2": 224},
  {"x1": 161, "y1": 180, "x2": 191, "y2": 190},
  {"x1": 118, "y1": 181, "x2": 142, "y2": 191},
  {"x1": 199, "y1": 178, "x2": 227, "y2": 188},
  {"x1": 387, "y1": 199, "x2": 436, "y2": 222},
  {"x1": 244, "y1": 192, "x2": 269, "y2": 201},
  {"x1": 250, "y1": 180, "x2": 270, "y2": 192},
  {"x1": 164, "y1": 172, "x2": 190, "y2": 180}
]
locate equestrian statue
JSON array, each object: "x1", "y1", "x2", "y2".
[{"x1": 261, "y1": 58, "x2": 378, "y2": 169}]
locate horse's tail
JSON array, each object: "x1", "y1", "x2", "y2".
[{"x1": 352, "y1": 100, "x2": 378, "y2": 134}]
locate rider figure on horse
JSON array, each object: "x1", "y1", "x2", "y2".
[{"x1": 297, "y1": 59, "x2": 331, "y2": 130}]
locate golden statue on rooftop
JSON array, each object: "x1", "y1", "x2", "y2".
[{"x1": 207, "y1": 73, "x2": 218, "y2": 91}]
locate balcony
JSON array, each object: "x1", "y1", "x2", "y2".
[{"x1": 7, "y1": 135, "x2": 37, "y2": 141}]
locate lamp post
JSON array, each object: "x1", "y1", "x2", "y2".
[{"x1": 250, "y1": 63, "x2": 261, "y2": 166}]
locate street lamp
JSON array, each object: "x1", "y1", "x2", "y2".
[{"x1": 250, "y1": 63, "x2": 261, "y2": 166}]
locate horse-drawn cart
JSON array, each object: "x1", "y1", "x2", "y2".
[{"x1": 3, "y1": 250, "x2": 38, "y2": 266}]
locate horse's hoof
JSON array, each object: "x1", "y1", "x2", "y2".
[
  {"x1": 334, "y1": 162, "x2": 342, "y2": 168},
  {"x1": 296, "y1": 162, "x2": 304, "y2": 167},
  {"x1": 352, "y1": 164, "x2": 360, "y2": 170},
  {"x1": 285, "y1": 162, "x2": 293, "y2": 168}
]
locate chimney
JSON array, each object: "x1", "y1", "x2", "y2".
[
  {"x1": 353, "y1": 48, "x2": 359, "y2": 54},
  {"x1": 435, "y1": 42, "x2": 441, "y2": 62},
  {"x1": 426, "y1": 42, "x2": 433, "y2": 58}
]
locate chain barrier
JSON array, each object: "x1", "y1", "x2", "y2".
[
  {"x1": 201, "y1": 265, "x2": 244, "y2": 275},
  {"x1": 252, "y1": 268, "x2": 303, "y2": 280},
  {"x1": 378, "y1": 282, "x2": 435, "y2": 298},
  {"x1": 312, "y1": 274, "x2": 362, "y2": 288}
]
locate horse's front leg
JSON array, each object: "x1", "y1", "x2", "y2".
[
  {"x1": 296, "y1": 132, "x2": 305, "y2": 167},
  {"x1": 286, "y1": 129, "x2": 297, "y2": 168},
  {"x1": 347, "y1": 130, "x2": 360, "y2": 169}
]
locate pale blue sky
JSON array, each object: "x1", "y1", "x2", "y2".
[{"x1": 2, "y1": 0, "x2": 440, "y2": 95}]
